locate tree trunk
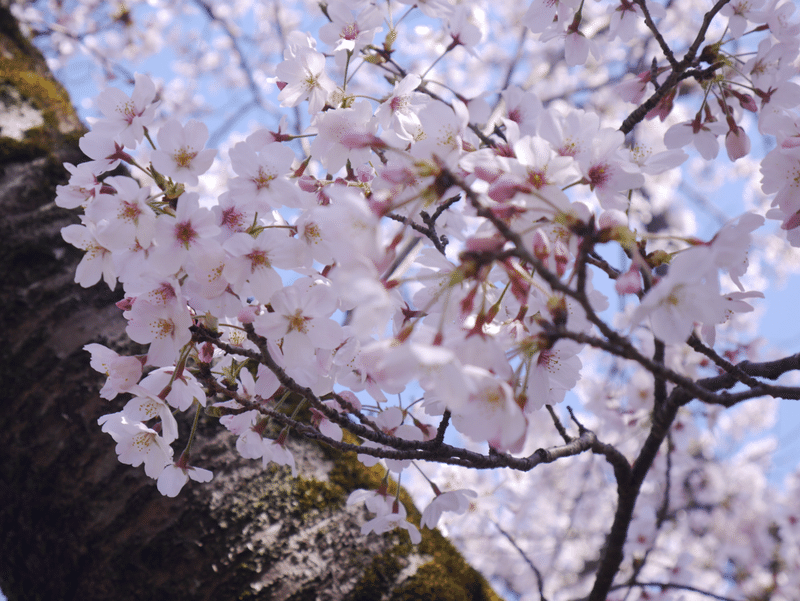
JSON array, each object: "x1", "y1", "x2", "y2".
[{"x1": 0, "y1": 6, "x2": 500, "y2": 600}]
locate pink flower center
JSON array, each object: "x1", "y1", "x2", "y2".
[
  {"x1": 559, "y1": 140, "x2": 578, "y2": 157},
  {"x1": 528, "y1": 169, "x2": 548, "y2": 189},
  {"x1": 221, "y1": 206, "x2": 246, "y2": 230},
  {"x1": 119, "y1": 200, "x2": 142, "y2": 222},
  {"x1": 247, "y1": 250, "x2": 272, "y2": 269},
  {"x1": 588, "y1": 163, "x2": 611, "y2": 188},
  {"x1": 172, "y1": 147, "x2": 198, "y2": 168},
  {"x1": 174, "y1": 221, "x2": 198, "y2": 248},
  {"x1": 287, "y1": 309, "x2": 310, "y2": 333},
  {"x1": 342, "y1": 22, "x2": 360, "y2": 40},
  {"x1": 153, "y1": 283, "x2": 178, "y2": 304},
  {"x1": 537, "y1": 349, "x2": 558, "y2": 373},
  {"x1": 117, "y1": 100, "x2": 136, "y2": 123},
  {"x1": 253, "y1": 168, "x2": 275, "y2": 191},
  {"x1": 303, "y1": 222, "x2": 322, "y2": 244},
  {"x1": 390, "y1": 95, "x2": 408, "y2": 113},
  {"x1": 154, "y1": 318, "x2": 175, "y2": 339}
]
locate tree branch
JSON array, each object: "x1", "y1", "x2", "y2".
[
  {"x1": 493, "y1": 520, "x2": 549, "y2": 601},
  {"x1": 610, "y1": 580, "x2": 743, "y2": 601}
]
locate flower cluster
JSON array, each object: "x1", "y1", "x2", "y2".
[{"x1": 49, "y1": 0, "x2": 800, "y2": 597}]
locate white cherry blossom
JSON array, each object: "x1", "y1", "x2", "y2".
[
  {"x1": 93, "y1": 72, "x2": 158, "y2": 148},
  {"x1": 97, "y1": 414, "x2": 173, "y2": 478},
  {"x1": 151, "y1": 119, "x2": 217, "y2": 186},
  {"x1": 275, "y1": 48, "x2": 336, "y2": 114}
]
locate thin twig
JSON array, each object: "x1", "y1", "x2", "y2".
[
  {"x1": 493, "y1": 520, "x2": 548, "y2": 601},
  {"x1": 610, "y1": 581, "x2": 743, "y2": 601}
]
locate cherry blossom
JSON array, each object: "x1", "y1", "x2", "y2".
[
  {"x1": 318, "y1": 2, "x2": 382, "y2": 55},
  {"x1": 375, "y1": 74, "x2": 426, "y2": 142},
  {"x1": 501, "y1": 87, "x2": 543, "y2": 135},
  {"x1": 55, "y1": 162, "x2": 103, "y2": 209},
  {"x1": 121, "y1": 392, "x2": 179, "y2": 443},
  {"x1": 93, "y1": 72, "x2": 158, "y2": 148},
  {"x1": 577, "y1": 130, "x2": 644, "y2": 210},
  {"x1": 84, "y1": 343, "x2": 143, "y2": 400},
  {"x1": 81, "y1": 130, "x2": 136, "y2": 173},
  {"x1": 228, "y1": 141, "x2": 298, "y2": 209},
  {"x1": 138, "y1": 366, "x2": 207, "y2": 411},
  {"x1": 61, "y1": 222, "x2": 116, "y2": 289},
  {"x1": 448, "y1": 366, "x2": 527, "y2": 453},
  {"x1": 254, "y1": 281, "x2": 343, "y2": 367},
  {"x1": 157, "y1": 460, "x2": 213, "y2": 497},
  {"x1": 409, "y1": 100, "x2": 467, "y2": 162},
  {"x1": 310, "y1": 101, "x2": 379, "y2": 174},
  {"x1": 630, "y1": 248, "x2": 729, "y2": 344},
  {"x1": 263, "y1": 435, "x2": 297, "y2": 477},
  {"x1": 85, "y1": 175, "x2": 156, "y2": 251},
  {"x1": 446, "y1": 5, "x2": 482, "y2": 54},
  {"x1": 124, "y1": 296, "x2": 192, "y2": 367},
  {"x1": 721, "y1": 0, "x2": 767, "y2": 38},
  {"x1": 97, "y1": 414, "x2": 173, "y2": 478},
  {"x1": 523, "y1": 342, "x2": 583, "y2": 412},
  {"x1": 43, "y1": 0, "x2": 800, "y2": 597},
  {"x1": 421, "y1": 488, "x2": 478, "y2": 529},
  {"x1": 664, "y1": 117, "x2": 728, "y2": 160},
  {"x1": 150, "y1": 119, "x2": 216, "y2": 186},
  {"x1": 275, "y1": 48, "x2": 336, "y2": 114},
  {"x1": 362, "y1": 509, "x2": 422, "y2": 544},
  {"x1": 222, "y1": 229, "x2": 301, "y2": 303},
  {"x1": 149, "y1": 192, "x2": 221, "y2": 276},
  {"x1": 523, "y1": 0, "x2": 579, "y2": 34}
]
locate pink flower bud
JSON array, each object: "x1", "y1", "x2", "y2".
[
  {"x1": 554, "y1": 240, "x2": 569, "y2": 277},
  {"x1": 725, "y1": 126, "x2": 750, "y2": 161},
  {"x1": 356, "y1": 164, "x2": 375, "y2": 183},
  {"x1": 739, "y1": 94, "x2": 757, "y2": 113},
  {"x1": 532, "y1": 229, "x2": 551, "y2": 262},
  {"x1": 297, "y1": 175, "x2": 319, "y2": 193},
  {"x1": 237, "y1": 305, "x2": 259, "y2": 324},
  {"x1": 615, "y1": 265, "x2": 642, "y2": 295},
  {"x1": 116, "y1": 297, "x2": 135, "y2": 311}
]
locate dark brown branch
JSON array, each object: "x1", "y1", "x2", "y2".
[
  {"x1": 386, "y1": 211, "x2": 447, "y2": 254},
  {"x1": 610, "y1": 581, "x2": 743, "y2": 601},
  {"x1": 433, "y1": 410, "x2": 451, "y2": 447},
  {"x1": 588, "y1": 388, "x2": 683, "y2": 601},
  {"x1": 192, "y1": 324, "x2": 605, "y2": 471},
  {"x1": 653, "y1": 339, "x2": 667, "y2": 409},
  {"x1": 686, "y1": 334, "x2": 762, "y2": 386},
  {"x1": 620, "y1": 0, "x2": 732, "y2": 134},
  {"x1": 586, "y1": 345, "x2": 800, "y2": 600},
  {"x1": 634, "y1": 0, "x2": 678, "y2": 68},
  {"x1": 584, "y1": 252, "x2": 622, "y2": 279},
  {"x1": 655, "y1": 433, "x2": 673, "y2": 528},
  {"x1": 546, "y1": 404, "x2": 571, "y2": 443}
]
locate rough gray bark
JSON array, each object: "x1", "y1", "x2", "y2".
[{"x1": 0, "y1": 6, "x2": 500, "y2": 600}]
